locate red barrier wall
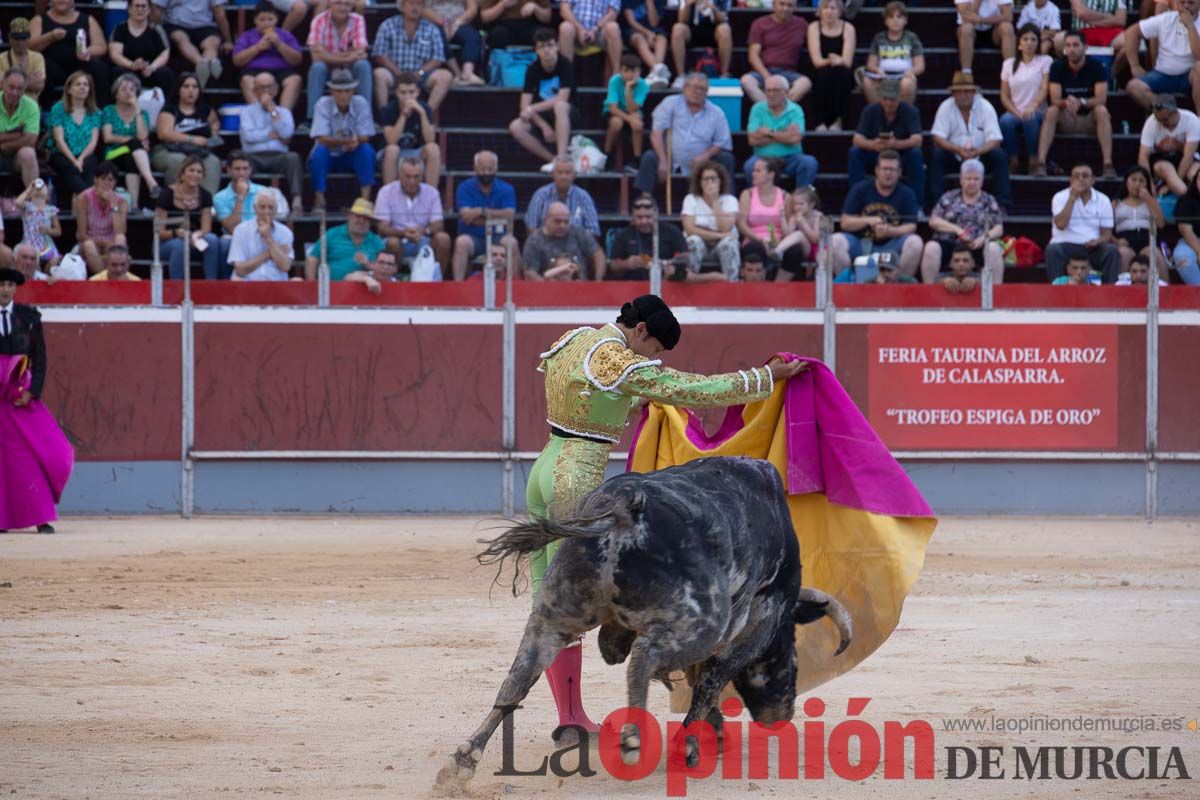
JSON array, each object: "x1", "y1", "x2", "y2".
[
  {"x1": 1159, "y1": 326, "x2": 1200, "y2": 452},
  {"x1": 193, "y1": 324, "x2": 503, "y2": 452},
  {"x1": 32, "y1": 310, "x2": 1192, "y2": 461},
  {"x1": 43, "y1": 323, "x2": 181, "y2": 460}
]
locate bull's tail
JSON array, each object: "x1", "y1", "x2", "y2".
[
  {"x1": 795, "y1": 587, "x2": 854, "y2": 656},
  {"x1": 477, "y1": 491, "x2": 643, "y2": 597}
]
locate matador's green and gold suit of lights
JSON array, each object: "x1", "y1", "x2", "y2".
[{"x1": 527, "y1": 322, "x2": 777, "y2": 596}]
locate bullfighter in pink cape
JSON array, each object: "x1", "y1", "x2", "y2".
[{"x1": 0, "y1": 267, "x2": 73, "y2": 534}]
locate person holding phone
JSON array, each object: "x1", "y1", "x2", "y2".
[{"x1": 846, "y1": 78, "x2": 924, "y2": 201}]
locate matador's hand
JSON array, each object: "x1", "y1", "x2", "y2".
[
  {"x1": 14, "y1": 390, "x2": 32, "y2": 407},
  {"x1": 767, "y1": 357, "x2": 809, "y2": 381}
]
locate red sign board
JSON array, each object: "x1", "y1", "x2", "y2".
[{"x1": 868, "y1": 324, "x2": 1119, "y2": 449}]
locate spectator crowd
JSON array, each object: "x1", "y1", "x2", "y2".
[{"x1": 1, "y1": 0, "x2": 1197, "y2": 289}]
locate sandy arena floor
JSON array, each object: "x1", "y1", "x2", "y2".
[{"x1": 1, "y1": 516, "x2": 1198, "y2": 799}]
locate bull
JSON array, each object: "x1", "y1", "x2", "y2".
[{"x1": 435, "y1": 456, "x2": 852, "y2": 791}]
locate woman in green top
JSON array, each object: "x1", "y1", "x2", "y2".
[
  {"x1": 101, "y1": 72, "x2": 160, "y2": 208},
  {"x1": 47, "y1": 70, "x2": 101, "y2": 203},
  {"x1": 528, "y1": 294, "x2": 807, "y2": 741}
]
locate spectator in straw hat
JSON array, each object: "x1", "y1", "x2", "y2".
[
  {"x1": 0, "y1": 19, "x2": 46, "y2": 101},
  {"x1": 308, "y1": 67, "x2": 376, "y2": 211},
  {"x1": 929, "y1": 70, "x2": 1010, "y2": 210},
  {"x1": 303, "y1": 197, "x2": 386, "y2": 280}
]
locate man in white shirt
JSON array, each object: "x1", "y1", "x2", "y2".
[
  {"x1": 1137, "y1": 94, "x2": 1200, "y2": 196},
  {"x1": 929, "y1": 71, "x2": 1010, "y2": 209},
  {"x1": 956, "y1": 0, "x2": 1015, "y2": 74},
  {"x1": 12, "y1": 243, "x2": 49, "y2": 283},
  {"x1": 238, "y1": 72, "x2": 304, "y2": 216},
  {"x1": 1125, "y1": 0, "x2": 1200, "y2": 112},
  {"x1": 1046, "y1": 162, "x2": 1120, "y2": 283},
  {"x1": 228, "y1": 192, "x2": 295, "y2": 281}
]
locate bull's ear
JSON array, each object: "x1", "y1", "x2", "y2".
[{"x1": 626, "y1": 489, "x2": 647, "y2": 517}]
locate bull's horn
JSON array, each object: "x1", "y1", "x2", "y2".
[{"x1": 795, "y1": 587, "x2": 854, "y2": 656}]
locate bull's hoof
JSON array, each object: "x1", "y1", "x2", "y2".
[
  {"x1": 551, "y1": 724, "x2": 595, "y2": 748},
  {"x1": 432, "y1": 743, "x2": 479, "y2": 796},
  {"x1": 620, "y1": 730, "x2": 641, "y2": 765}
]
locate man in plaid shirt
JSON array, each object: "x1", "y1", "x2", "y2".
[
  {"x1": 372, "y1": 0, "x2": 454, "y2": 111},
  {"x1": 558, "y1": 0, "x2": 622, "y2": 78},
  {"x1": 305, "y1": 0, "x2": 372, "y2": 127}
]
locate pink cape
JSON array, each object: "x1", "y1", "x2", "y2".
[
  {"x1": 0, "y1": 354, "x2": 74, "y2": 530},
  {"x1": 629, "y1": 355, "x2": 933, "y2": 518}
]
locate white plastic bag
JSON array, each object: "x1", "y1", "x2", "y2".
[
  {"x1": 568, "y1": 135, "x2": 606, "y2": 175},
  {"x1": 409, "y1": 244, "x2": 442, "y2": 282},
  {"x1": 138, "y1": 87, "x2": 165, "y2": 126},
  {"x1": 51, "y1": 253, "x2": 88, "y2": 281}
]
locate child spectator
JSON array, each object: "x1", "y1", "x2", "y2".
[
  {"x1": 773, "y1": 185, "x2": 827, "y2": 279},
  {"x1": 938, "y1": 244, "x2": 981, "y2": 292},
  {"x1": 379, "y1": 71, "x2": 440, "y2": 186},
  {"x1": 603, "y1": 53, "x2": 648, "y2": 169},
  {"x1": 621, "y1": 0, "x2": 671, "y2": 87},
  {"x1": 1016, "y1": 0, "x2": 1060, "y2": 55},
  {"x1": 509, "y1": 27, "x2": 576, "y2": 172},
  {"x1": 1051, "y1": 253, "x2": 1101, "y2": 284},
  {"x1": 16, "y1": 179, "x2": 61, "y2": 269},
  {"x1": 860, "y1": 2, "x2": 924, "y2": 104},
  {"x1": 1114, "y1": 254, "x2": 1168, "y2": 285},
  {"x1": 233, "y1": 2, "x2": 304, "y2": 111}
]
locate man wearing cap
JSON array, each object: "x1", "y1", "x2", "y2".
[
  {"x1": 308, "y1": 67, "x2": 376, "y2": 212},
  {"x1": 0, "y1": 19, "x2": 46, "y2": 101},
  {"x1": 848, "y1": 77, "x2": 924, "y2": 200},
  {"x1": 608, "y1": 195, "x2": 694, "y2": 281},
  {"x1": 833, "y1": 250, "x2": 917, "y2": 283},
  {"x1": 1125, "y1": 0, "x2": 1200, "y2": 113},
  {"x1": 0, "y1": 264, "x2": 65, "y2": 534},
  {"x1": 743, "y1": 74, "x2": 818, "y2": 190},
  {"x1": 929, "y1": 70, "x2": 1010, "y2": 210},
  {"x1": 1137, "y1": 94, "x2": 1200, "y2": 197},
  {"x1": 0, "y1": 68, "x2": 40, "y2": 191},
  {"x1": 304, "y1": 198, "x2": 387, "y2": 281}
]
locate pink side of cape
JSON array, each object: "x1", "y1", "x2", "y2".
[
  {"x1": 627, "y1": 355, "x2": 933, "y2": 518},
  {"x1": 0, "y1": 354, "x2": 74, "y2": 529}
]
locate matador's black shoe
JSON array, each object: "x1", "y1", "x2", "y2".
[{"x1": 37, "y1": 524, "x2": 55, "y2": 534}]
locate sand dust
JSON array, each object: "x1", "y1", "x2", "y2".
[{"x1": 1, "y1": 515, "x2": 1198, "y2": 799}]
